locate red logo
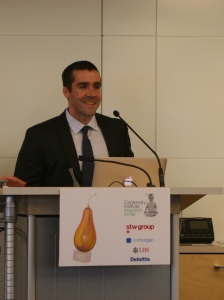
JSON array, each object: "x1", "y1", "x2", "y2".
[{"x1": 126, "y1": 224, "x2": 155, "y2": 233}]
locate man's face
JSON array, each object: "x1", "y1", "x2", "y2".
[{"x1": 63, "y1": 69, "x2": 102, "y2": 124}]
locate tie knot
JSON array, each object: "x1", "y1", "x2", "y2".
[{"x1": 82, "y1": 126, "x2": 90, "y2": 136}]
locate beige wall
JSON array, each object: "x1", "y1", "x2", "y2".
[{"x1": 1, "y1": 0, "x2": 224, "y2": 243}]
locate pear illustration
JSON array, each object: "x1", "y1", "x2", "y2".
[{"x1": 74, "y1": 194, "x2": 96, "y2": 252}]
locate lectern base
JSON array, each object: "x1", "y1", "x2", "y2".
[{"x1": 15, "y1": 215, "x2": 170, "y2": 300}]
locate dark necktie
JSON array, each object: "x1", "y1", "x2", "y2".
[{"x1": 81, "y1": 126, "x2": 94, "y2": 186}]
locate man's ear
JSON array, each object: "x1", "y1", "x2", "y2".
[{"x1": 63, "y1": 86, "x2": 69, "y2": 98}]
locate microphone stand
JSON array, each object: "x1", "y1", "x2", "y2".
[
  {"x1": 113, "y1": 110, "x2": 165, "y2": 187},
  {"x1": 79, "y1": 156, "x2": 155, "y2": 187}
]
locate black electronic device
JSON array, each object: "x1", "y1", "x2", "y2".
[{"x1": 180, "y1": 217, "x2": 214, "y2": 244}]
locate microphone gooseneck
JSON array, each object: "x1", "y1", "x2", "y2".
[
  {"x1": 113, "y1": 110, "x2": 165, "y2": 187},
  {"x1": 79, "y1": 156, "x2": 154, "y2": 187}
]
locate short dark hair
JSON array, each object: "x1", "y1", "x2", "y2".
[{"x1": 62, "y1": 60, "x2": 99, "y2": 91}]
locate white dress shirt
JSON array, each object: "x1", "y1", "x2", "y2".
[{"x1": 66, "y1": 109, "x2": 109, "y2": 169}]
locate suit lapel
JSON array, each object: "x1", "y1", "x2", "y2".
[{"x1": 96, "y1": 114, "x2": 118, "y2": 156}]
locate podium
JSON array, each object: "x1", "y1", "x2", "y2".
[{"x1": 0, "y1": 187, "x2": 223, "y2": 300}]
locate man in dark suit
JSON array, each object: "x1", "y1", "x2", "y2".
[{"x1": 14, "y1": 60, "x2": 134, "y2": 187}]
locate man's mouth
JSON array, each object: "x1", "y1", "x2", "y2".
[{"x1": 84, "y1": 100, "x2": 96, "y2": 105}]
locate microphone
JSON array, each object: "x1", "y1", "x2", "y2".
[
  {"x1": 113, "y1": 110, "x2": 165, "y2": 187},
  {"x1": 79, "y1": 156, "x2": 155, "y2": 187}
]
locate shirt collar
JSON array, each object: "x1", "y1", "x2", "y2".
[{"x1": 66, "y1": 109, "x2": 98, "y2": 134}]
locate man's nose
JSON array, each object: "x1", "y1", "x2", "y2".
[{"x1": 86, "y1": 86, "x2": 96, "y2": 96}]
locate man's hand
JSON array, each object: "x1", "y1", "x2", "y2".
[{"x1": 0, "y1": 176, "x2": 27, "y2": 187}]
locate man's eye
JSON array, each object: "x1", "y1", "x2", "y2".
[
  {"x1": 94, "y1": 85, "x2": 101, "y2": 89},
  {"x1": 79, "y1": 84, "x2": 87, "y2": 89}
]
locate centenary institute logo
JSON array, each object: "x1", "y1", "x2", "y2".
[
  {"x1": 144, "y1": 193, "x2": 158, "y2": 217},
  {"x1": 123, "y1": 199, "x2": 146, "y2": 216}
]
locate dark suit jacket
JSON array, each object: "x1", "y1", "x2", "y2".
[{"x1": 14, "y1": 110, "x2": 134, "y2": 186}]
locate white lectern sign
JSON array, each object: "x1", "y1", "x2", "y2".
[{"x1": 59, "y1": 187, "x2": 170, "y2": 266}]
